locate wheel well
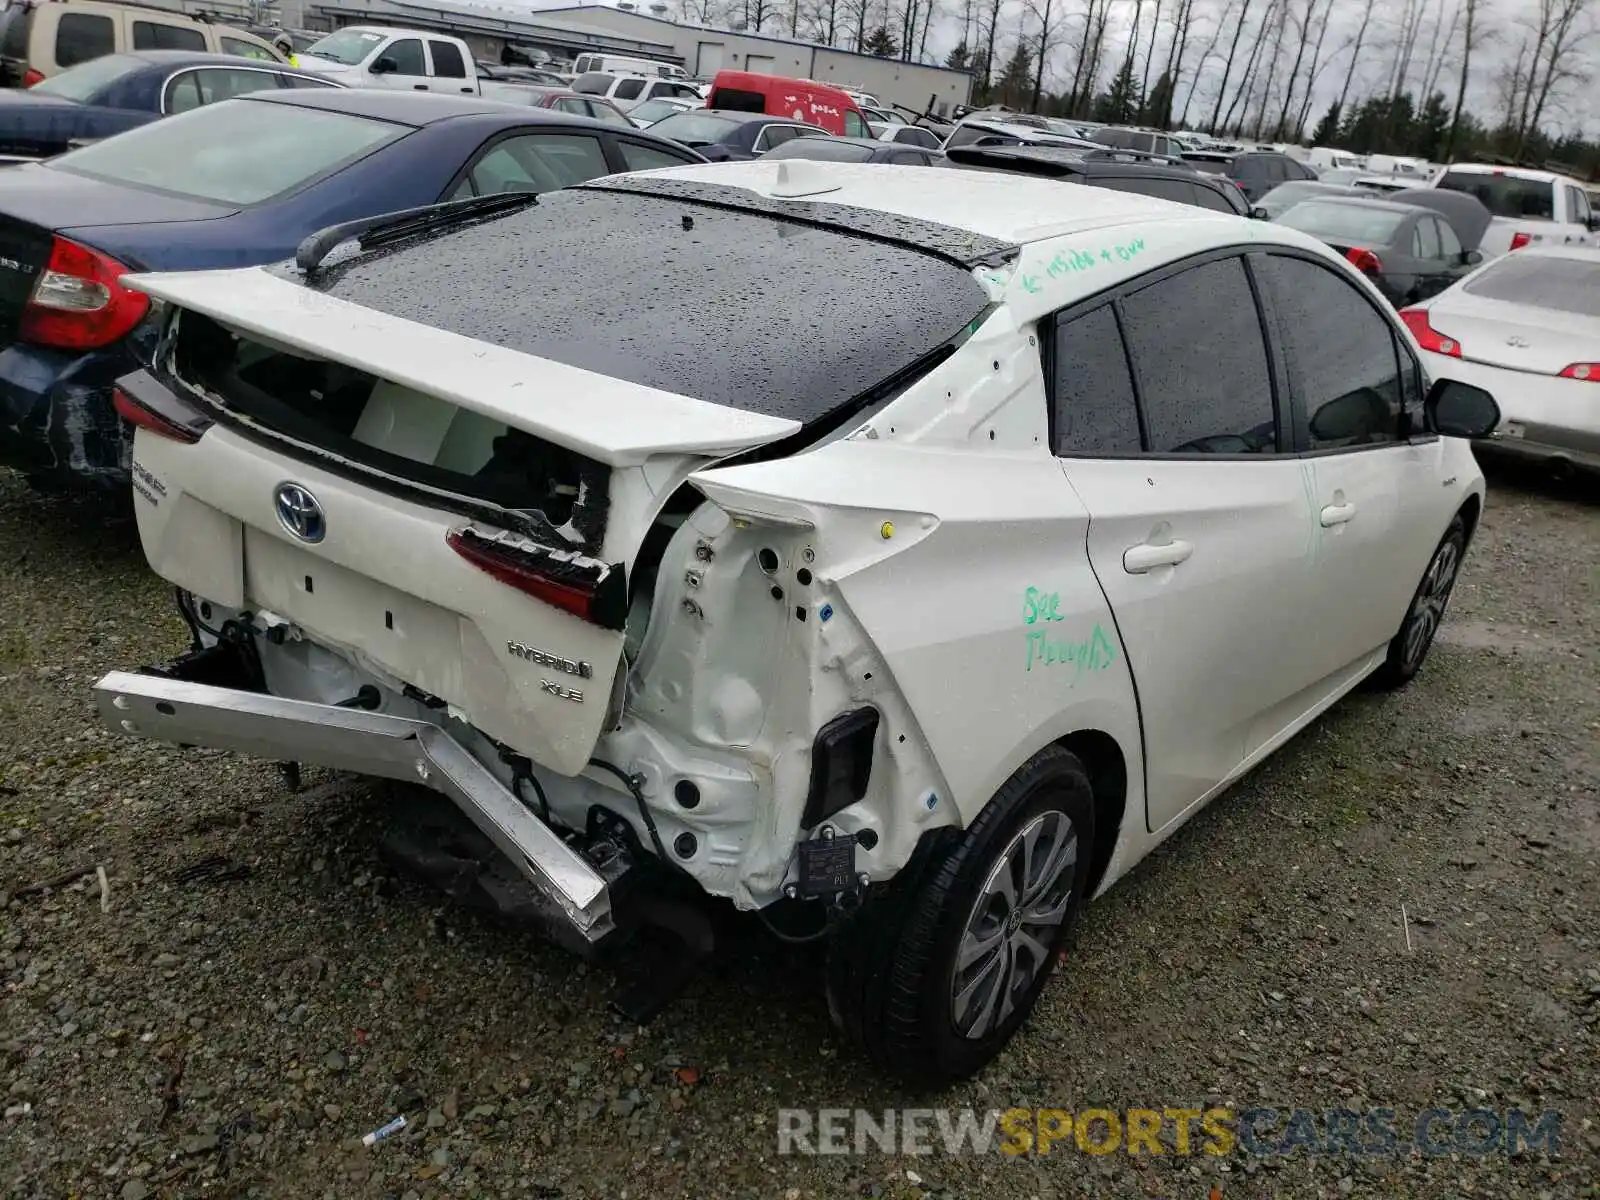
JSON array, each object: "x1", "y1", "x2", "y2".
[
  {"x1": 1056, "y1": 729, "x2": 1126, "y2": 897},
  {"x1": 1457, "y1": 493, "x2": 1482, "y2": 544}
]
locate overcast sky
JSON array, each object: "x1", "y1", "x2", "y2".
[{"x1": 510, "y1": 0, "x2": 1595, "y2": 136}]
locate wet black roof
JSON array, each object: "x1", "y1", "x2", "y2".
[{"x1": 291, "y1": 185, "x2": 995, "y2": 425}]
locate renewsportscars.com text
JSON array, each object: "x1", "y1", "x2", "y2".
[{"x1": 776, "y1": 1107, "x2": 1563, "y2": 1159}]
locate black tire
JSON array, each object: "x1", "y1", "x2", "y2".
[
  {"x1": 1371, "y1": 513, "x2": 1468, "y2": 690},
  {"x1": 825, "y1": 745, "x2": 1095, "y2": 1085}
]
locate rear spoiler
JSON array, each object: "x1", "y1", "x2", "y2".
[{"x1": 124, "y1": 266, "x2": 800, "y2": 468}]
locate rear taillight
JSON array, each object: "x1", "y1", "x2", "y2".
[
  {"x1": 21, "y1": 67, "x2": 43, "y2": 87},
  {"x1": 1345, "y1": 246, "x2": 1383, "y2": 274},
  {"x1": 1558, "y1": 363, "x2": 1599, "y2": 381},
  {"x1": 1509, "y1": 231, "x2": 1533, "y2": 251},
  {"x1": 111, "y1": 370, "x2": 212, "y2": 444},
  {"x1": 447, "y1": 527, "x2": 626, "y2": 629},
  {"x1": 19, "y1": 236, "x2": 150, "y2": 350},
  {"x1": 1399, "y1": 306, "x2": 1461, "y2": 357},
  {"x1": 112, "y1": 386, "x2": 200, "y2": 444}
]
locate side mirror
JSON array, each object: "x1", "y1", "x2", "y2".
[
  {"x1": 370, "y1": 56, "x2": 397, "y2": 75},
  {"x1": 1461, "y1": 249, "x2": 1484, "y2": 266},
  {"x1": 1250, "y1": 205, "x2": 1269, "y2": 220},
  {"x1": 1425, "y1": 378, "x2": 1501, "y2": 439}
]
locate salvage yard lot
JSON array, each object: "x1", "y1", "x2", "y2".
[{"x1": 0, "y1": 467, "x2": 1595, "y2": 1200}]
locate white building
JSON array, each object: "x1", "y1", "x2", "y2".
[{"x1": 298, "y1": 0, "x2": 971, "y2": 116}]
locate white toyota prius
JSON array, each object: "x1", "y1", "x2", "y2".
[{"x1": 96, "y1": 161, "x2": 1501, "y2": 1083}]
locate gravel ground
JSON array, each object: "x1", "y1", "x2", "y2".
[{"x1": 0, "y1": 466, "x2": 1595, "y2": 1200}]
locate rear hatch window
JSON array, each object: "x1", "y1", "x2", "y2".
[
  {"x1": 167, "y1": 184, "x2": 992, "y2": 541},
  {"x1": 49, "y1": 98, "x2": 406, "y2": 204},
  {"x1": 1437, "y1": 170, "x2": 1555, "y2": 220},
  {"x1": 1462, "y1": 254, "x2": 1600, "y2": 318}
]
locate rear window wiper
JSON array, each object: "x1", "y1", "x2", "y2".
[{"x1": 295, "y1": 191, "x2": 539, "y2": 277}]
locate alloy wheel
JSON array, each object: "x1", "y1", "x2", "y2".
[
  {"x1": 1403, "y1": 538, "x2": 1461, "y2": 668},
  {"x1": 951, "y1": 809, "x2": 1078, "y2": 1040}
]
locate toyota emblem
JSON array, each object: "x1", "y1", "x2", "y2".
[{"x1": 274, "y1": 482, "x2": 325, "y2": 544}]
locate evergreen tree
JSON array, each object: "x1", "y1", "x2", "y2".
[
  {"x1": 994, "y1": 41, "x2": 1033, "y2": 108},
  {"x1": 862, "y1": 26, "x2": 898, "y2": 57},
  {"x1": 1308, "y1": 101, "x2": 1341, "y2": 145},
  {"x1": 946, "y1": 41, "x2": 972, "y2": 71},
  {"x1": 1093, "y1": 55, "x2": 1138, "y2": 124},
  {"x1": 1142, "y1": 70, "x2": 1175, "y2": 128},
  {"x1": 1410, "y1": 92, "x2": 1450, "y2": 160}
]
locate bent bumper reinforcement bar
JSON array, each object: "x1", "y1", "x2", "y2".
[{"x1": 92, "y1": 671, "x2": 614, "y2": 944}]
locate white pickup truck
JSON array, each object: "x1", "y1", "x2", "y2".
[
  {"x1": 296, "y1": 25, "x2": 479, "y2": 96},
  {"x1": 1433, "y1": 163, "x2": 1598, "y2": 258}
]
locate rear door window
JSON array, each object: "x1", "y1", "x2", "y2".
[
  {"x1": 428, "y1": 40, "x2": 466, "y2": 77},
  {"x1": 1436, "y1": 170, "x2": 1554, "y2": 220},
  {"x1": 1255, "y1": 253, "x2": 1405, "y2": 449},
  {"x1": 0, "y1": 4, "x2": 32, "y2": 61},
  {"x1": 1119, "y1": 256, "x2": 1279, "y2": 454},
  {"x1": 755, "y1": 124, "x2": 798, "y2": 151},
  {"x1": 1434, "y1": 216, "x2": 1462, "y2": 259},
  {"x1": 452, "y1": 132, "x2": 610, "y2": 199},
  {"x1": 1411, "y1": 216, "x2": 1440, "y2": 259},
  {"x1": 55, "y1": 11, "x2": 113, "y2": 68},
  {"x1": 220, "y1": 36, "x2": 277, "y2": 61},
  {"x1": 616, "y1": 138, "x2": 696, "y2": 171},
  {"x1": 1047, "y1": 303, "x2": 1143, "y2": 455},
  {"x1": 131, "y1": 20, "x2": 205, "y2": 51}
]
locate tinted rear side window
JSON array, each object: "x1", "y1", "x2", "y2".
[
  {"x1": 1049, "y1": 304, "x2": 1142, "y2": 455},
  {"x1": 56, "y1": 12, "x2": 113, "y2": 67},
  {"x1": 1255, "y1": 254, "x2": 1403, "y2": 448},
  {"x1": 1437, "y1": 171, "x2": 1554, "y2": 220},
  {"x1": 429, "y1": 40, "x2": 465, "y2": 77},
  {"x1": 1119, "y1": 256, "x2": 1278, "y2": 453},
  {"x1": 613, "y1": 76, "x2": 645, "y2": 100},
  {"x1": 1095, "y1": 176, "x2": 1196, "y2": 207},
  {"x1": 301, "y1": 186, "x2": 992, "y2": 424},
  {"x1": 131, "y1": 21, "x2": 205, "y2": 51}
]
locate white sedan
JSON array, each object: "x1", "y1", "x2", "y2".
[
  {"x1": 1401, "y1": 244, "x2": 1599, "y2": 476},
  {"x1": 96, "y1": 163, "x2": 1501, "y2": 1083}
]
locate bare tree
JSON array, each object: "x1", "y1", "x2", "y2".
[
  {"x1": 1207, "y1": 0, "x2": 1260, "y2": 131},
  {"x1": 978, "y1": 0, "x2": 1008, "y2": 91},
  {"x1": 843, "y1": 0, "x2": 873, "y2": 48},
  {"x1": 1273, "y1": 0, "x2": 1328, "y2": 138},
  {"x1": 1385, "y1": 0, "x2": 1430, "y2": 102},
  {"x1": 1221, "y1": 0, "x2": 1279, "y2": 132},
  {"x1": 1289, "y1": 0, "x2": 1337, "y2": 136},
  {"x1": 1249, "y1": 0, "x2": 1290, "y2": 136},
  {"x1": 1419, "y1": 0, "x2": 1462, "y2": 99},
  {"x1": 1516, "y1": 0, "x2": 1594, "y2": 148},
  {"x1": 1444, "y1": 0, "x2": 1492, "y2": 157},
  {"x1": 1159, "y1": 0, "x2": 1201, "y2": 126},
  {"x1": 1140, "y1": 0, "x2": 1165, "y2": 111},
  {"x1": 1026, "y1": 0, "x2": 1062, "y2": 107},
  {"x1": 677, "y1": 0, "x2": 725, "y2": 24},
  {"x1": 1067, "y1": 0, "x2": 1114, "y2": 113},
  {"x1": 1333, "y1": 0, "x2": 1380, "y2": 114}
]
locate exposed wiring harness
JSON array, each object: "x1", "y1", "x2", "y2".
[
  {"x1": 174, "y1": 587, "x2": 222, "y2": 648},
  {"x1": 588, "y1": 756, "x2": 672, "y2": 867}
]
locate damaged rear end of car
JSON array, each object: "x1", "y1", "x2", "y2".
[{"x1": 94, "y1": 176, "x2": 1008, "y2": 974}]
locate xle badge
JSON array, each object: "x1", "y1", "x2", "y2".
[{"x1": 541, "y1": 680, "x2": 584, "y2": 703}]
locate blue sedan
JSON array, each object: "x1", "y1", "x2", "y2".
[
  {"x1": 0, "y1": 88, "x2": 705, "y2": 489},
  {"x1": 0, "y1": 51, "x2": 339, "y2": 161}
]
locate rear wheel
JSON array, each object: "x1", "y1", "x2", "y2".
[
  {"x1": 826, "y1": 746, "x2": 1095, "y2": 1084},
  {"x1": 1371, "y1": 513, "x2": 1467, "y2": 689}
]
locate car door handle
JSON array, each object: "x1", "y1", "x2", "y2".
[
  {"x1": 1320, "y1": 501, "x2": 1357, "y2": 526},
  {"x1": 414, "y1": 83, "x2": 429, "y2": 90},
  {"x1": 1123, "y1": 540, "x2": 1194, "y2": 574}
]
